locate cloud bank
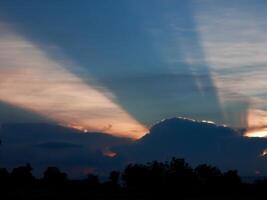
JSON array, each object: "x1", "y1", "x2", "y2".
[
  {"x1": 2, "y1": 117, "x2": 267, "y2": 177},
  {"x1": 116, "y1": 117, "x2": 267, "y2": 176},
  {"x1": 0, "y1": 123, "x2": 130, "y2": 178}
]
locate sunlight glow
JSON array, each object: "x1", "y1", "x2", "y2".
[
  {"x1": 0, "y1": 23, "x2": 148, "y2": 139},
  {"x1": 195, "y1": 2, "x2": 267, "y2": 130},
  {"x1": 260, "y1": 149, "x2": 267, "y2": 157},
  {"x1": 103, "y1": 149, "x2": 117, "y2": 158},
  {"x1": 261, "y1": 149, "x2": 267, "y2": 157},
  {"x1": 245, "y1": 128, "x2": 267, "y2": 138},
  {"x1": 244, "y1": 109, "x2": 267, "y2": 138}
]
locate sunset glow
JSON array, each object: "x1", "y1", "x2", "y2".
[
  {"x1": 244, "y1": 109, "x2": 267, "y2": 138},
  {"x1": 245, "y1": 128, "x2": 267, "y2": 138},
  {"x1": 2, "y1": 0, "x2": 267, "y2": 182},
  {"x1": 0, "y1": 24, "x2": 148, "y2": 139},
  {"x1": 261, "y1": 148, "x2": 267, "y2": 157},
  {"x1": 103, "y1": 149, "x2": 117, "y2": 158}
]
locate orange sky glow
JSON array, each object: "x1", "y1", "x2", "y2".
[
  {"x1": 244, "y1": 109, "x2": 267, "y2": 138},
  {"x1": 0, "y1": 24, "x2": 148, "y2": 139}
]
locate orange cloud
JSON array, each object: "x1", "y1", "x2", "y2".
[
  {"x1": 0, "y1": 23, "x2": 148, "y2": 139},
  {"x1": 102, "y1": 148, "x2": 117, "y2": 158},
  {"x1": 244, "y1": 109, "x2": 267, "y2": 138}
]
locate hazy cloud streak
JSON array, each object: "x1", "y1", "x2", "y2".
[
  {"x1": 194, "y1": 1, "x2": 267, "y2": 135},
  {"x1": 0, "y1": 23, "x2": 148, "y2": 139}
]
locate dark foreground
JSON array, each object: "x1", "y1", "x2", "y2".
[{"x1": 1, "y1": 158, "x2": 267, "y2": 199}]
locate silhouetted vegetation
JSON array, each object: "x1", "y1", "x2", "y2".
[{"x1": 0, "y1": 158, "x2": 266, "y2": 199}]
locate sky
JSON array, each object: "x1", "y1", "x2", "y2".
[{"x1": 1, "y1": 0, "x2": 267, "y2": 176}]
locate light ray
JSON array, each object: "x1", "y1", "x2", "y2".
[
  {"x1": 244, "y1": 109, "x2": 267, "y2": 138},
  {"x1": 194, "y1": 1, "x2": 267, "y2": 131},
  {"x1": 0, "y1": 23, "x2": 148, "y2": 139}
]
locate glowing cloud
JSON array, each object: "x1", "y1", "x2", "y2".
[
  {"x1": 261, "y1": 148, "x2": 267, "y2": 157},
  {"x1": 102, "y1": 148, "x2": 117, "y2": 158},
  {"x1": 246, "y1": 128, "x2": 267, "y2": 138},
  {"x1": 0, "y1": 23, "x2": 148, "y2": 139},
  {"x1": 244, "y1": 109, "x2": 267, "y2": 138}
]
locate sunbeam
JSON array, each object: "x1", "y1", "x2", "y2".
[
  {"x1": 194, "y1": 1, "x2": 267, "y2": 132},
  {"x1": 0, "y1": 23, "x2": 148, "y2": 139}
]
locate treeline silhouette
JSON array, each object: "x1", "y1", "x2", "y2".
[{"x1": 0, "y1": 158, "x2": 266, "y2": 199}]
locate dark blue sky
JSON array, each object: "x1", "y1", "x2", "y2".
[{"x1": 1, "y1": 0, "x2": 267, "y2": 177}]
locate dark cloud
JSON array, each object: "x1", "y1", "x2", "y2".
[
  {"x1": 0, "y1": 123, "x2": 130, "y2": 178},
  {"x1": 33, "y1": 142, "x2": 83, "y2": 149},
  {"x1": 115, "y1": 117, "x2": 267, "y2": 176},
  {"x1": 2, "y1": 118, "x2": 267, "y2": 178},
  {"x1": 0, "y1": 101, "x2": 52, "y2": 123}
]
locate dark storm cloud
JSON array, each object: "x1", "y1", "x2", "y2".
[
  {"x1": 0, "y1": 123, "x2": 130, "y2": 178},
  {"x1": 115, "y1": 118, "x2": 267, "y2": 176},
  {"x1": 2, "y1": 118, "x2": 267, "y2": 178}
]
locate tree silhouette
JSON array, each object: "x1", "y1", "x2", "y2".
[
  {"x1": 43, "y1": 167, "x2": 67, "y2": 185},
  {"x1": 0, "y1": 157, "x2": 260, "y2": 199},
  {"x1": 166, "y1": 158, "x2": 196, "y2": 191},
  {"x1": 86, "y1": 173, "x2": 100, "y2": 189},
  {"x1": 122, "y1": 163, "x2": 150, "y2": 191},
  {"x1": 0, "y1": 168, "x2": 9, "y2": 180},
  {"x1": 109, "y1": 171, "x2": 120, "y2": 186},
  {"x1": 11, "y1": 163, "x2": 34, "y2": 188},
  {"x1": 223, "y1": 170, "x2": 240, "y2": 185},
  {"x1": 195, "y1": 164, "x2": 222, "y2": 186},
  {"x1": 147, "y1": 161, "x2": 167, "y2": 190},
  {"x1": 0, "y1": 168, "x2": 9, "y2": 189}
]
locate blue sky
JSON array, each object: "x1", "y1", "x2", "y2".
[{"x1": 0, "y1": 0, "x2": 267, "y2": 136}]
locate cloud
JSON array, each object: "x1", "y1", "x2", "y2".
[
  {"x1": 193, "y1": 1, "x2": 267, "y2": 130},
  {"x1": 0, "y1": 22, "x2": 148, "y2": 139},
  {"x1": 115, "y1": 117, "x2": 267, "y2": 176},
  {"x1": 0, "y1": 123, "x2": 129, "y2": 178},
  {"x1": 2, "y1": 117, "x2": 267, "y2": 177},
  {"x1": 34, "y1": 142, "x2": 83, "y2": 149}
]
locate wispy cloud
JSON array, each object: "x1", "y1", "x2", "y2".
[
  {"x1": 0, "y1": 22, "x2": 148, "y2": 139},
  {"x1": 194, "y1": 1, "x2": 267, "y2": 132}
]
